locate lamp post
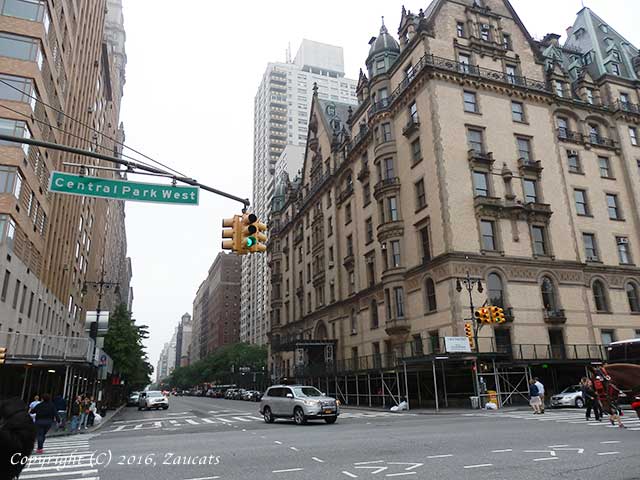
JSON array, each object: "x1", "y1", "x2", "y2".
[
  {"x1": 455, "y1": 271, "x2": 483, "y2": 353},
  {"x1": 82, "y1": 263, "x2": 120, "y2": 341}
]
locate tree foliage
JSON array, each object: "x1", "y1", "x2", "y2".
[
  {"x1": 167, "y1": 343, "x2": 267, "y2": 389},
  {"x1": 103, "y1": 303, "x2": 154, "y2": 390}
]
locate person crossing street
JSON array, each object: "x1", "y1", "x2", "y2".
[{"x1": 534, "y1": 378, "x2": 545, "y2": 414}]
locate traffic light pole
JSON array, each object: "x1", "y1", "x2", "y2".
[
  {"x1": 0, "y1": 133, "x2": 251, "y2": 209},
  {"x1": 455, "y1": 272, "x2": 483, "y2": 354}
]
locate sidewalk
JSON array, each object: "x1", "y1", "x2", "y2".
[
  {"x1": 49, "y1": 404, "x2": 125, "y2": 437},
  {"x1": 340, "y1": 404, "x2": 531, "y2": 415}
]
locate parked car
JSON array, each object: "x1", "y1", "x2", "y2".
[
  {"x1": 550, "y1": 385, "x2": 584, "y2": 408},
  {"x1": 259, "y1": 385, "x2": 339, "y2": 425},
  {"x1": 246, "y1": 391, "x2": 263, "y2": 402},
  {"x1": 138, "y1": 390, "x2": 169, "y2": 411},
  {"x1": 126, "y1": 391, "x2": 140, "y2": 406},
  {"x1": 224, "y1": 389, "x2": 237, "y2": 399}
]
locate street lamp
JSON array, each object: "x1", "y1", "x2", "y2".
[{"x1": 455, "y1": 271, "x2": 483, "y2": 353}]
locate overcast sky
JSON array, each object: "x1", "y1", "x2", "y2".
[{"x1": 118, "y1": 0, "x2": 640, "y2": 370}]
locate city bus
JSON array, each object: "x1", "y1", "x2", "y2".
[{"x1": 607, "y1": 338, "x2": 640, "y2": 364}]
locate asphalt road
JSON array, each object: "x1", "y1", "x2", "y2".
[{"x1": 21, "y1": 396, "x2": 640, "y2": 480}]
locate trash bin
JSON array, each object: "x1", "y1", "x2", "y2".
[{"x1": 470, "y1": 396, "x2": 480, "y2": 409}]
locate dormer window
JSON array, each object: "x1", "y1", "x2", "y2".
[
  {"x1": 554, "y1": 80, "x2": 564, "y2": 97},
  {"x1": 611, "y1": 63, "x2": 621, "y2": 75},
  {"x1": 376, "y1": 59, "x2": 385, "y2": 73},
  {"x1": 583, "y1": 51, "x2": 593, "y2": 65},
  {"x1": 456, "y1": 22, "x2": 465, "y2": 38},
  {"x1": 599, "y1": 24, "x2": 609, "y2": 33},
  {"x1": 586, "y1": 88, "x2": 594, "y2": 105},
  {"x1": 612, "y1": 51, "x2": 620, "y2": 61},
  {"x1": 503, "y1": 33, "x2": 512, "y2": 50},
  {"x1": 573, "y1": 27, "x2": 585, "y2": 39}
]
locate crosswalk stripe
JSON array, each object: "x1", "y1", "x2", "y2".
[
  {"x1": 185, "y1": 418, "x2": 200, "y2": 425},
  {"x1": 231, "y1": 417, "x2": 252, "y2": 422},
  {"x1": 201, "y1": 418, "x2": 217, "y2": 423},
  {"x1": 20, "y1": 469, "x2": 98, "y2": 478}
]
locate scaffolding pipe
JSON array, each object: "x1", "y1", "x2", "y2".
[
  {"x1": 367, "y1": 374, "x2": 372, "y2": 407},
  {"x1": 441, "y1": 361, "x2": 449, "y2": 408},
  {"x1": 403, "y1": 362, "x2": 410, "y2": 410},
  {"x1": 21, "y1": 367, "x2": 29, "y2": 401},
  {"x1": 396, "y1": 369, "x2": 401, "y2": 403},
  {"x1": 416, "y1": 371, "x2": 422, "y2": 407},
  {"x1": 432, "y1": 361, "x2": 439, "y2": 413},
  {"x1": 355, "y1": 374, "x2": 360, "y2": 406}
]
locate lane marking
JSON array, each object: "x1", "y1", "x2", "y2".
[
  {"x1": 232, "y1": 416, "x2": 252, "y2": 422},
  {"x1": 185, "y1": 419, "x2": 200, "y2": 425},
  {"x1": 113, "y1": 415, "x2": 194, "y2": 424},
  {"x1": 354, "y1": 460, "x2": 384, "y2": 465},
  {"x1": 312, "y1": 457, "x2": 325, "y2": 463},
  {"x1": 201, "y1": 418, "x2": 217, "y2": 424},
  {"x1": 342, "y1": 472, "x2": 358, "y2": 478},
  {"x1": 274, "y1": 441, "x2": 283, "y2": 445},
  {"x1": 272, "y1": 468, "x2": 304, "y2": 473},
  {"x1": 23, "y1": 464, "x2": 95, "y2": 472},
  {"x1": 597, "y1": 452, "x2": 619, "y2": 456},
  {"x1": 289, "y1": 447, "x2": 299, "y2": 451},
  {"x1": 491, "y1": 449, "x2": 512, "y2": 453},
  {"x1": 600, "y1": 441, "x2": 620, "y2": 444},
  {"x1": 169, "y1": 420, "x2": 179, "y2": 425},
  {"x1": 427, "y1": 454, "x2": 453, "y2": 458},
  {"x1": 534, "y1": 457, "x2": 558, "y2": 462},
  {"x1": 548, "y1": 445, "x2": 568, "y2": 448},
  {"x1": 183, "y1": 477, "x2": 220, "y2": 480},
  {"x1": 386, "y1": 473, "x2": 417, "y2": 478},
  {"x1": 463, "y1": 464, "x2": 493, "y2": 469},
  {"x1": 20, "y1": 469, "x2": 98, "y2": 478}
]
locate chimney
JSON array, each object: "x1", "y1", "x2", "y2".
[{"x1": 541, "y1": 33, "x2": 561, "y2": 47}]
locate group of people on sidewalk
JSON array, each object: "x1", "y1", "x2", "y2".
[
  {"x1": 528, "y1": 376, "x2": 626, "y2": 428},
  {"x1": 26, "y1": 393, "x2": 101, "y2": 454}
]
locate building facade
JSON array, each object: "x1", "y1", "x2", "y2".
[
  {"x1": 241, "y1": 40, "x2": 357, "y2": 346},
  {"x1": 175, "y1": 312, "x2": 192, "y2": 368},
  {"x1": 267, "y1": 0, "x2": 640, "y2": 401},
  {"x1": 191, "y1": 252, "x2": 241, "y2": 362},
  {"x1": 0, "y1": 0, "x2": 131, "y2": 353}
]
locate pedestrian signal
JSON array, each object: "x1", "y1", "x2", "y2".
[{"x1": 221, "y1": 215, "x2": 241, "y2": 253}]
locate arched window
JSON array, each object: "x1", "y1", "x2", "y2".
[
  {"x1": 488, "y1": 273, "x2": 505, "y2": 307},
  {"x1": 592, "y1": 280, "x2": 609, "y2": 312},
  {"x1": 370, "y1": 300, "x2": 379, "y2": 329},
  {"x1": 350, "y1": 308, "x2": 357, "y2": 333},
  {"x1": 425, "y1": 278, "x2": 437, "y2": 312},
  {"x1": 314, "y1": 322, "x2": 328, "y2": 340},
  {"x1": 626, "y1": 282, "x2": 640, "y2": 313},
  {"x1": 541, "y1": 276, "x2": 558, "y2": 312}
]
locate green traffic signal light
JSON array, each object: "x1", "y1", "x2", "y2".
[{"x1": 246, "y1": 236, "x2": 256, "y2": 247}]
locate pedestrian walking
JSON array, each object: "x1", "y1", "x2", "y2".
[
  {"x1": 28, "y1": 395, "x2": 41, "y2": 422},
  {"x1": 53, "y1": 394, "x2": 67, "y2": 430},
  {"x1": 580, "y1": 377, "x2": 601, "y2": 421},
  {"x1": 31, "y1": 394, "x2": 59, "y2": 454},
  {"x1": 0, "y1": 397, "x2": 37, "y2": 480},
  {"x1": 529, "y1": 378, "x2": 542, "y2": 414},
  {"x1": 70, "y1": 395, "x2": 83, "y2": 433},
  {"x1": 534, "y1": 378, "x2": 545, "y2": 414}
]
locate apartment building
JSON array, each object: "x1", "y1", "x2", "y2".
[
  {"x1": 191, "y1": 252, "x2": 241, "y2": 363},
  {"x1": 241, "y1": 40, "x2": 357, "y2": 346},
  {"x1": 0, "y1": 0, "x2": 131, "y2": 352},
  {"x1": 267, "y1": 0, "x2": 640, "y2": 399}
]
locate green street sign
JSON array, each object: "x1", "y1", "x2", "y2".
[{"x1": 49, "y1": 171, "x2": 199, "y2": 205}]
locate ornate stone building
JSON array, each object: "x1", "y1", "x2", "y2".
[{"x1": 266, "y1": 0, "x2": 640, "y2": 402}]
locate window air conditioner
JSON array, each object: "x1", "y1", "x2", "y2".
[{"x1": 617, "y1": 237, "x2": 628, "y2": 244}]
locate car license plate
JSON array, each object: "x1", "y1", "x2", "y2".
[{"x1": 324, "y1": 409, "x2": 333, "y2": 414}]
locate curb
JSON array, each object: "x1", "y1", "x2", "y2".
[
  {"x1": 339, "y1": 405, "x2": 531, "y2": 415},
  {"x1": 49, "y1": 404, "x2": 125, "y2": 437}
]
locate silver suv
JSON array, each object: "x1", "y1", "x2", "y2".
[{"x1": 259, "y1": 385, "x2": 339, "y2": 425}]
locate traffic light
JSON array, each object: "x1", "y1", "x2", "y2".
[
  {"x1": 493, "y1": 306, "x2": 506, "y2": 324},
  {"x1": 240, "y1": 213, "x2": 268, "y2": 254},
  {"x1": 474, "y1": 307, "x2": 490, "y2": 324},
  {"x1": 489, "y1": 306, "x2": 500, "y2": 324},
  {"x1": 0, "y1": 347, "x2": 6, "y2": 364},
  {"x1": 221, "y1": 215, "x2": 241, "y2": 253},
  {"x1": 464, "y1": 322, "x2": 475, "y2": 350}
]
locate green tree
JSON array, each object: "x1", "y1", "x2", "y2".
[
  {"x1": 103, "y1": 304, "x2": 153, "y2": 390},
  {"x1": 167, "y1": 343, "x2": 267, "y2": 388}
]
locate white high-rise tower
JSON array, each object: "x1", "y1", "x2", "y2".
[{"x1": 241, "y1": 40, "x2": 357, "y2": 345}]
